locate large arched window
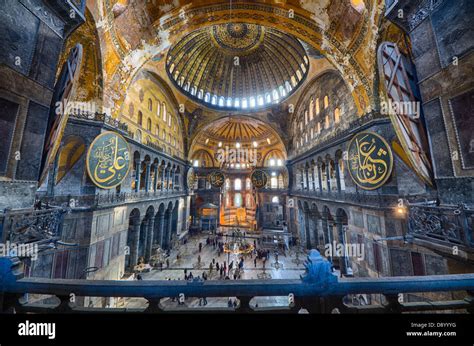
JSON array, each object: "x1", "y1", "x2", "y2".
[
  {"x1": 378, "y1": 41, "x2": 432, "y2": 184},
  {"x1": 234, "y1": 193, "x2": 242, "y2": 207},
  {"x1": 148, "y1": 98, "x2": 153, "y2": 111},
  {"x1": 234, "y1": 178, "x2": 242, "y2": 191}
]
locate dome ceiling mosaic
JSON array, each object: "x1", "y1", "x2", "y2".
[{"x1": 166, "y1": 23, "x2": 310, "y2": 111}]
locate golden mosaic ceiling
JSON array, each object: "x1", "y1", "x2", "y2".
[
  {"x1": 193, "y1": 116, "x2": 281, "y2": 145},
  {"x1": 166, "y1": 23, "x2": 309, "y2": 111}
]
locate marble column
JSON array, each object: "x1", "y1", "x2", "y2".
[
  {"x1": 153, "y1": 164, "x2": 158, "y2": 191},
  {"x1": 317, "y1": 165, "x2": 323, "y2": 192},
  {"x1": 335, "y1": 160, "x2": 341, "y2": 192},
  {"x1": 141, "y1": 219, "x2": 149, "y2": 260},
  {"x1": 129, "y1": 220, "x2": 140, "y2": 267},
  {"x1": 304, "y1": 211, "x2": 311, "y2": 249},
  {"x1": 134, "y1": 159, "x2": 141, "y2": 193},
  {"x1": 157, "y1": 212, "x2": 165, "y2": 246},
  {"x1": 161, "y1": 166, "x2": 166, "y2": 191},
  {"x1": 325, "y1": 161, "x2": 331, "y2": 192},
  {"x1": 144, "y1": 162, "x2": 151, "y2": 192},
  {"x1": 335, "y1": 216, "x2": 347, "y2": 275},
  {"x1": 145, "y1": 217, "x2": 155, "y2": 261}
]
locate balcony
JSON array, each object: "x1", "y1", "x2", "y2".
[
  {"x1": 408, "y1": 203, "x2": 474, "y2": 252},
  {"x1": 1, "y1": 250, "x2": 473, "y2": 313},
  {"x1": 290, "y1": 190, "x2": 399, "y2": 208},
  {"x1": 38, "y1": 190, "x2": 186, "y2": 209}
]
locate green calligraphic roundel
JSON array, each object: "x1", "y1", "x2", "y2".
[
  {"x1": 347, "y1": 131, "x2": 393, "y2": 190},
  {"x1": 86, "y1": 131, "x2": 131, "y2": 189},
  {"x1": 208, "y1": 170, "x2": 225, "y2": 188},
  {"x1": 251, "y1": 170, "x2": 268, "y2": 189}
]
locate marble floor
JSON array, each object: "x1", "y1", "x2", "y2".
[{"x1": 121, "y1": 231, "x2": 309, "y2": 309}]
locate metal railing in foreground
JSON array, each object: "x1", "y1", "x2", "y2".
[{"x1": 1, "y1": 251, "x2": 473, "y2": 313}]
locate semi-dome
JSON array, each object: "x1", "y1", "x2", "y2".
[{"x1": 167, "y1": 23, "x2": 309, "y2": 111}]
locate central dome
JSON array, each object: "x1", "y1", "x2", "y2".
[{"x1": 167, "y1": 23, "x2": 309, "y2": 111}]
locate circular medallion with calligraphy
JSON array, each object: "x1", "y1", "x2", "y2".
[
  {"x1": 86, "y1": 131, "x2": 131, "y2": 189},
  {"x1": 251, "y1": 170, "x2": 268, "y2": 189},
  {"x1": 347, "y1": 131, "x2": 393, "y2": 190},
  {"x1": 208, "y1": 171, "x2": 225, "y2": 188}
]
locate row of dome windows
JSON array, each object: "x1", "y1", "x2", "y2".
[{"x1": 170, "y1": 62, "x2": 307, "y2": 109}]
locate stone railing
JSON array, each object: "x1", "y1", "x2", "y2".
[
  {"x1": 290, "y1": 190, "x2": 399, "y2": 207},
  {"x1": 39, "y1": 190, "x2": 185, "y2": 209},
  {"x1": 408, "y1": 203, "x2": 474, "y2": 249},
  {"x1": 70, "y1": 110, "x2": 130, "y2": 134},
  {"x1": 1, "y1": 250, "x2": 473, "y2": 313}
]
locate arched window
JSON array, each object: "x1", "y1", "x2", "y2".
[
  {"x1": 246, "y1": 178, "x2": 251, "y2": 190},
  {"x1": 316, "y1": 98, "x2": 320, "y2": 115},
  {"x1": 156, "y1": 125, "x2": 160, "y2": 136},
  {"x1": 249, "y1": 97, "x2": 256, "y2": 108},
  {"x1": 157, "y1": 102, "x2": 161, "y2": 117},
  {"x1": 227, "y1": 97, "x2": 233, "y2": 107},
  {"x1": 148, "y1": 99, "x2": 153, "y2": 111},
  {"x1": 234, "y1": 193, "x2": 242, "y2": 207},
  {"x1": 162, "y1": 130, "x2": 166, "y2": 140},
  {"x1": 147, "y1": 118, "x2": 151, "y2": 131},
  {"x1": 335, "y1": 108, "x2": 341, "y2": 123},
  {"x1": 304, "y1": 110, "x2": 308, "y2": 125},
  {"x1": 324, "y1": 95, "x2": 329, "y2": 109},
  {"x1": 198, "y1": 90, "x2": 204, "y2": 99},
  {"x1": 162, "y1": 103, "x2": 167, "y2": 121},
  {"x1": 270, "y1": 176, "x2": 278, "y2": 189},
  {"x1": 242, "y1": 98, "x2": 248, "y2": 109},
  {"x1": 219, "y1": 97, "x2": 225, "y2": 107},
  {"x1": 234, "y1": 178, "x2": 242, "y2": 191},
  {"x1": 309, "y1": 99, "x2": 314, "y2": 120},
  {"x1": 296, "y1": 70, "x2": 302, "y2": 81},
  {"x1": 271, "y1": 196, "x2": 279, "y2": 203},
  {"x1": 135, "y1": 129, "x2": 142, "y2": 142},
  {"x1": 204, "y1": 93, "x2": 211, "y2": 103},
  {"x1": 211, "y1": 95, "x2": 217, "y2": 105},
  {"x1": 325, "y1": 115, "x2": 330, "y2": 129},
  {"x1": 137, "y1": 111, "x2": 143, "y2": 126},
  {"x1": 265, "y1": 93, "x2": 272, "y2": 103}
]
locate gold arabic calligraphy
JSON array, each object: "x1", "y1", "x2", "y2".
[
  {"x1": 87, "y1": 132, "x2": 131, "y2": 189},
  {"x1": 349, "y1": 133, "x2": 392, "y2": 189}
]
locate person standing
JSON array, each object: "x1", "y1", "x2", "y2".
[
  {"x1": 254, "y1": 258, "x2": 257, "y2": 268},
  {"x1": 199, "y1": 242, "x2": 202, "y2": 253}
]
